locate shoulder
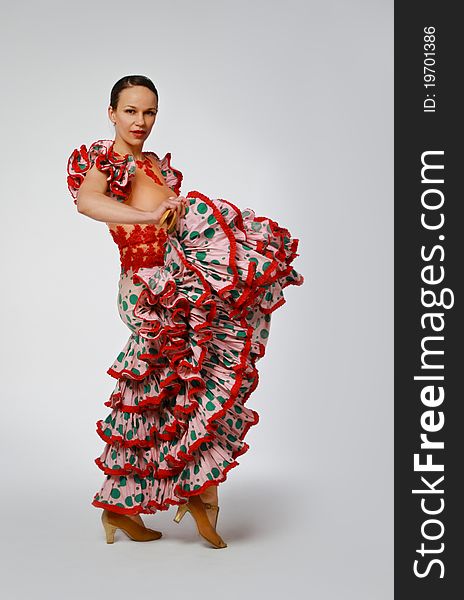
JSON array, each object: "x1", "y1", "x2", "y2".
[
  {"x1": 67, "y1": 139, "x2": 114, "y2": 173},
  {"x1": 67, "y1": 139, "x2": 136, "y2": 203}
]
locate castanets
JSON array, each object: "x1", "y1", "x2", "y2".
[{"x1": 159, "y1": 207, "x2": 178, "y2": 233}]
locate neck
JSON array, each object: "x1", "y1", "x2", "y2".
[{"x1": 112, "y1": 138, "x2": 144, "y2": 161}]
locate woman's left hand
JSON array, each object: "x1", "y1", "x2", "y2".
[
  {"x1": 162, "y1": 196, "x2": 188, "y2": 233},
  {"x1": 169, "y1": 195, "x2": 187, "y2": 220}
]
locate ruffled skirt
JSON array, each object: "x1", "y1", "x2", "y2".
[{"x1": 91, "y1": 191, "x2": 304, "y2": 514}]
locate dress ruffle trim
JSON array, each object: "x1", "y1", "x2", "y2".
[
  {"x1": 66, "y1": 139, "x2": 183, "y2": 203},
  {"x1": 91, "y1": 190, "x2": 304, "y2": 515},
  {"x1": 146, "y1": 151, "x2": 183, "y2": 197}
]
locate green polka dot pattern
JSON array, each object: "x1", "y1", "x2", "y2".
[{"x1": 91, "y1": 190, "x2": 304, "y2": 515}]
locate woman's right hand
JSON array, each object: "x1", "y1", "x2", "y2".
[{"x1": 148, "y1": 195, "x2": 187, "y2": 226}]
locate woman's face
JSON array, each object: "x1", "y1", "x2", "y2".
[{"x1": 108, "y1": 85, "x2": 158, "y2": 146}]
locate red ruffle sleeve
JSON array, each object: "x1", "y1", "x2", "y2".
[{"x1": 67, "y1": 139, "x2": 184, "y2": 205}]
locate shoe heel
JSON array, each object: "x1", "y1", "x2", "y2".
[
  {"x1": 101, "y1": 511, "x2": 117, "y2": 544},
  {"x1": 173, "y1": 503, "x2": 189, "y2": 523}
]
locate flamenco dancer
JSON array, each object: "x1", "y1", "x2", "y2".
[{"x1": 67, "y1": 75, "x2": 304, "y2": 549}]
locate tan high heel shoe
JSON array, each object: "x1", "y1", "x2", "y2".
[
  {"x1": 173, "y1": 501, "x2": 220, "y2": 529},
  {"x1": 128, "y1": 513, "x2": 146, "y2": 527},
  {"x1": 101, "y1": 509, "x2": 163, "y2": 544},
  {"x1": 173, "y1": 496, "x2": 227, "y2": 549},
  {"x1": 127, "y1": 514, "x2": 145, "y2": 527},
  {"x1": 201, "y1": 502, "x2": 220, "y2": 529}
]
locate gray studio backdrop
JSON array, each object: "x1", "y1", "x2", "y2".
[{"x1": 0, "y1": 1, "x2": 392, "y2": 598}]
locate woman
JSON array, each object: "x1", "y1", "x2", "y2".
[{"x1": 67, "y1": 74, "x2": 304, "y2": 549}]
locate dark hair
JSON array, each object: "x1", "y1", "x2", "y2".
[{"x1": 110, "y1": 75, "x2": 159, "y2": 110}]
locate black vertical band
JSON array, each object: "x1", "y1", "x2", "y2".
[{"x1": 395, "y1": 2, "x2": 462, "y2": 595}]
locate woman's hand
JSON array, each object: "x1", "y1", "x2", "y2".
[
  {"x1": 148, "y1": 195, "x2": 188, "y2": 226},
  {"x1": 175, "y1": 195, "x2": 188, "y2": 220}
]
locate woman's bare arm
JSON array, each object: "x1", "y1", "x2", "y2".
[{"x1": 75, "y1": 164, "x2": 185, "y2": 224}]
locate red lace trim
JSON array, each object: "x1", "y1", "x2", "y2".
[
  {"x1": 135, "y1": 157, "x2": 164, "y2": 185},
  {"x1": 108, "y1": 224, "x2": 167, "y2": 271}
]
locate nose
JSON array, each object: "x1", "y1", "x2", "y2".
[{"x1": 134, "y1": 113, "x2": 147, "y2": 126}]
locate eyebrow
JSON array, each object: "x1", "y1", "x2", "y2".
[{"x1": 124, "y1": 105, "x2": 157, "y2": 110}]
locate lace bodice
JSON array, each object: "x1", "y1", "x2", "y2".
[{"x1": 108, "y1": 224, "x2": 168, "y2": 272}]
